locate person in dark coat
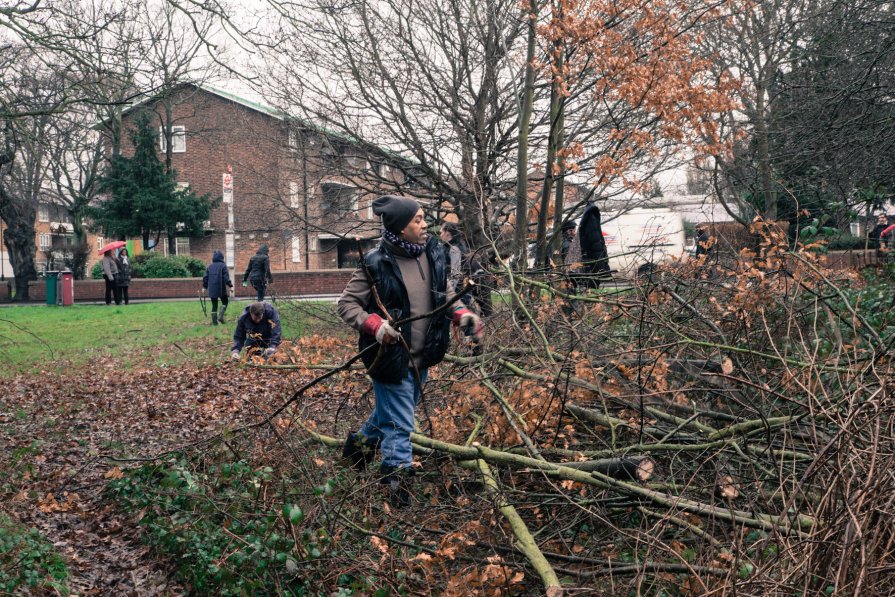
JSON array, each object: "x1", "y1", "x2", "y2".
[
  {"x1": 439, "y1": 221, "x2": 493, "y2": 317},
  {"x1": 115, "y1": 248, "x2": 132, "y2": 305},
  {"x1": 577, "y1": 201, "x2": 611, "y2": 288},
  {"x1": 242, "y1": 244, "x2": 273, "y2": 302},
  {"x1": 694, "y1": 225, "x2": 712, "y2": 257},
  {"x1": 203, "y1": 250, "x2": 233, "y2": 325},
  {"x1": 337, "y1": 195, "x2": 484, "y2": 507},
  {"x1": 230, "y1": 302, "x2": 281, "y2": 359},
  {"x1": 560, "y1": 221, "x2": 577, "y2": 264},
  {"x1": 869, "y1": 214, "x2": 891, "y2": 258}
]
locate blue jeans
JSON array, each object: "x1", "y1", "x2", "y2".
[{"x1": 359, "y1": 368, "x2": 428, "y2": 469}]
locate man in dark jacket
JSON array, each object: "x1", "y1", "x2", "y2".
[
  {"x1": 231, "y1": 302, "x2": 282, "y2": 359},
  {"x1": 203, "y1": 250, "x2": 233, "y2": 325},
  {"x1": 337, "y1": 195, "x2": 483, "y2": 507},
  {"x1": 242, "y1": 244, "x2": 273, "y2": 302},
  {"x1": 560, "y1": 221, "x2": 577, "y2": 263},
  {"x1": 577, "y1": 201, "x2": 611, "y2": 288},
  {"x1": 869, "y1": 214, "x2": 890, "y2": 258},
  {"x1": 694, "y1": 225, "x2": 712, "y2": 257}
]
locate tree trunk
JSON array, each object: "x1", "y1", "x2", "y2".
[
  {"x1": 0, "y1": 204, "x2": 38, "y2": 301},
  {"x1": 550, "y1": 104, "x2": 566, "y2": 261},
  {"x1": 513, "y1": 0, "x2": 538, "y2": 271},
  {"x1": 69, "y1": 214, "x2": 90, "y2": 279},
  {"x1": 755, "y1": 84, "x2": 776, "y2": 220},
  {"x1": 535, "y1": 43, "x2": 564, "y2": 268}
]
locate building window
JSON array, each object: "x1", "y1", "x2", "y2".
[
  {"x1": 320, "y1": 182, "x2": 359, "y2": 215},
  {"x1": 159, "y1": 125, "x2": 186, "y2": 153},
  {"x1": 346, "y1": 155, "x2": 368, "y2": 171},
  {"x1": 309, "y1": 236, "x2": 318, "y2": 252},
  {"x1": 288, "y1": 129, "x2": 298, "y2": 150},
  {"x1": 39, "y1": 233, "x2": 51, "y2": 250},
  {"x1": 291, "y1": 235, "x2": 301, "y2": 263},
  {"x1": 320, "y1": 141, "x2": 338, "y2": 167},
  {"x1": 38, "y1": 203, "x2": 49, "y2": 222},
  {"x1": 175, "y1": 237, "x2": 190, "y2": 256},
  {"x1": 290, "y1": 181, "x2": 300, "y2": 209}
]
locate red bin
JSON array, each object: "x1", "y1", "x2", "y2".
[{"x1": 60, "y1": 271, "x2": 74, "y2": 306}]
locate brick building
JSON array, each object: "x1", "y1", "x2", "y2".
[
  {"x1": 105, "y1": 83, "x2": 414, "y2": 274},
  {"x1": 32, "y1": 201, "x2": 103, "y2": 274}
]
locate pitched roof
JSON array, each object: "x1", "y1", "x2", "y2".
[{"x1": 122, "y1": 83, "x2": 412, "y2": 162}]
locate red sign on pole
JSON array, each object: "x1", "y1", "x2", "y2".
[{"x1": 223, "y1": 173, "x2": 233, "y2": 203}]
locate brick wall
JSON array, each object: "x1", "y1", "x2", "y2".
[
  {"x1": 0, "y1": 270, "x2": 353, "y2": 303},
  {"x1": 822, "y1": 249, "x2": 881, "y2": 270},
  {"x1": 121, "y1": 87, "x2": 383, "y2": 277}
]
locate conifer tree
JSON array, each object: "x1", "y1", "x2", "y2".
[{"x1": 93, "y1": 113, "x2": 216, "y2": 250}]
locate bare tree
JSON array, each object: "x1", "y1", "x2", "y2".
[
  {"x1": 699, "y1": 0, "x2": 808, "y2": 221},
  {"x1": 256, "y1": 0, "x2": 528, "y2": 253},
  {"x1": 0, "y1": 53, "x2": 62, "y2": 299},
  {"x1": 138, "y1": 1, "x2": 226, "y2": 254}
]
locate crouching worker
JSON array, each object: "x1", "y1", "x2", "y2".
[
  {"x1": 231, "y1": 301, "x2": 281, "y2": 360},
  {"x1": 337, "y1": 195, "x2": 484, "y2": 507}
]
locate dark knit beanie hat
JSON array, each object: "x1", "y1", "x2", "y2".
[{"x1": 372, "y1": 195, "x2": 421, "y2": 234}]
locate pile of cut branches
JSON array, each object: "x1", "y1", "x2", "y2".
[{"x1": 114, "y1": 222, "x2": 895, "y2": 594}]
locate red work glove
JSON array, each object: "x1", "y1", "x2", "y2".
[
  {"x1": 362, "y1": 314, "x2": 401, "y2": 344},
  {"x1": 452, "y1": 308, "x2": 483, "y2": 340}
]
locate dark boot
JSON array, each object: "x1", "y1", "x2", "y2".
[
  {"x1": 211, "y1": 312, "x2": 218, "y2": 325},
  {"x1": 341, "y1": 432, "x2": 380, "y2": 471},
  {"x1": 218, "y1": 304, "x2": 227, "y2": 324},
  {"x1": 380, "y1": 464, "x2": 414, "y2": 509}
]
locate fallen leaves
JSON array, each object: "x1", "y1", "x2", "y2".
[
  {"x1": 37, "y1": 492, "x2": 81, "y2": 514},
  {"x1": 0, "y1": 359, "x2": 337, "y2": 595},
  {"x1": 103, "y1": 467, "x2": 124, "y2": 480}
]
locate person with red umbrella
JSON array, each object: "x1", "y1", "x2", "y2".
[{"x1": 98, "y1": 241, "x2": 125, "y2": 305}]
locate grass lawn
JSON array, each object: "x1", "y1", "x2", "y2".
[{"x1": 0, "y1": 299, "x2": 339, "y2": 375}]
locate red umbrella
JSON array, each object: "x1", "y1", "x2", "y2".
[{"x1": 98, "y1": 240, "x2": 127, "y2": 255}]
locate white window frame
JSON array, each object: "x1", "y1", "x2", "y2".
[
  {"x1": 38, "y1": 203, "x2": 49, "y2": 222},
  {"x1": 288, "y1": 129, "x2": 298, "y2": 150},
  {"x1": 309, "y1": 236, "x2": 318, "y2": 252},
  {"x1": 290, "y1": 181, "x2": 300, "y2": 209},
  {"x1": 291, "y1": 235, "x2": 301, "y2": 263},
  {"x1": 175, "y1": 237, "x2": 190, "y2": 256},
  {"x1": 39, "y1": 233, "x2": 51, "y2": 250},
  {"x1": 346, "y1": 155, "x2": 369, "y2": 170},
  {"x1": 159, "y1": 125, "x2": 186, "y2": 153}
]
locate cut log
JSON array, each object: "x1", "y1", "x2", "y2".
[{"x1": 562, "y1": 456, "x2": 655, "y2": 481}]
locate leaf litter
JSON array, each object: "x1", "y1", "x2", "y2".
[{"x1": 0, "y1": 342, "x2": 360, "y2": 595}]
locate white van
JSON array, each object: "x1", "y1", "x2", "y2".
[{"x1": 601, "y1": 208, "x2": 686, "y2": 277}]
